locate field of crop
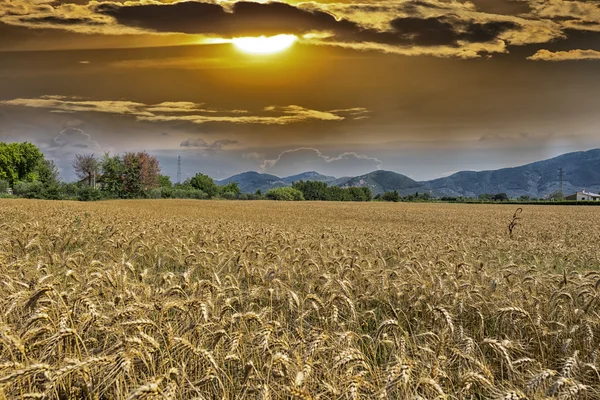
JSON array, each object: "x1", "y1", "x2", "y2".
[{"x1": 1, "y1": 199, "x2": 600, "y2": 399}]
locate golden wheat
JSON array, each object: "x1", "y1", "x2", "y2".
[{"x1": 1, "y1": 199, "x2": 600, "y2": 399}]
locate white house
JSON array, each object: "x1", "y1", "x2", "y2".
[{"x1": 566, "y1": 190, "x2": 600, "y2": 201}]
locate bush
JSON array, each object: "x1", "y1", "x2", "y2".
[
  {"x1": 220, "y1": 191, "x2": 238, "y2": 200},
  {"x1": 59, "y1": 183, "x2": 88, "y2": 200},
  {"x1": 0, "y1": 180, "x2": 9, "y2": 194},
  {"x1": 77, "y1": 186, "x2": 103, "y2": 202},
  {"x1": 266, "y1": 187, "x2": 305, "y2": 201},
  {"x1": 381, "y1": 190, "x2": 400, "y2": 202},
  {"x1": 148, "y1": 188, "x2": 163, "y2": 199},
  {"x1": 148, "y1": 187, "x2": 176, "y2": 199},
  {"x1": 170, "y1": 188, "x2": 207, "y2": 199},
  {"x1": 219, "y1": 183, "x2": 241, "y2": 196},
  {"x1": 41, "y1": 184, "x2": 63, "y2": 200},
  {"x1": 13, "y1": 181, "x2": 44, "y2": 199},
  {"x1": 238, "y1": 193, "x2": 263, "y2": 201}
]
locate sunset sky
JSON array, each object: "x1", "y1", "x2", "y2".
[{"x1": 1, "y1": 0, "x2": 600, "y2": 182}]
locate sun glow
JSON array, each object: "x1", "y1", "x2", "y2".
[{"x1": 232, "y1": 34, "x2": 297, "y2": 54}]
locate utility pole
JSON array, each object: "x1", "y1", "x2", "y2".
[
  {"x1": 558, "y1": 167, "x2": 564, "y2": 196},
  {"x1": 177, "y1": 155, "x2": 182, "y2": 184}
]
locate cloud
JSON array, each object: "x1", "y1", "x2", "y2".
[
  {"x1": 261, "y1": 147, "x2": 383, "y2": 177},
  {"x1": 527, "y1": 49, "x2": 600, "y2": 61},
  {"x1": 0, "y1": 95, "x2": 152, "y2": 116},
  {"x1": 0, "y1": 0, "x2": 140, "y2": 35},
  {"x1": 52, "y1": 127, "x2": 101, "y2": 152},
  {"x1": 32, "y1": 127, "x2": 103, "y2": 182},
  {"x1": 527, "y1": 0, "x2": 600, "y2": 22},
  {"x1": 180, "y1": 138, "x2": 238, "y2": 150},
  {"x1": 525, "y1": 0, "x2": 600, "y2": 33},
  {"x1": 20, "y1": 16, "x2": 104, "y2": 26},
  {"x1": 97, "y1": 1, "x2": 520, "y2": 48},
  {"x1": 0, "y1": 96, "x2": 356, "y2": 125},
  {"x1": 2, "y1": 0, "x2": 592, "y2": 59}
]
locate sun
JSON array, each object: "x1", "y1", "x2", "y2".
[{"x1": 232, "y1": 34, "x2": 297, "y2": 55}]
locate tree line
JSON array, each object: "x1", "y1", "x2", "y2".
[
  {"x1": 290, "y1": 181, "x2": 372, "y2": 202},
  {"x1": 0, "y1": 142, "x2": 370, "y2": 202},
  {"x1": 0, "y1": 141, "x2": 578, "y2": 203},
  {"x1": 0, "y1": 142, "x2": 246, "y2": 201}
]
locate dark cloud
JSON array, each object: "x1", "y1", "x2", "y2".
[
  {"x1": 388, "y1": 17, "x2": 518, "y2": 46},
  {"x1": 180, "y1": 138, "x2": 238, "y2": 150},
  {"x1": 96, "y1": 1, "x2": 520, "y2": 47},
  {"x1": 20, "y1": 16, "x2": 104, "y2": 26},
  {"x1": 96, "y1": 1, "x2": 336, "y2": 37},
  {"x1": 467, "y1": 0, "x2": 532, "y2": 16},
  {"x1": 460, "y1": 21, "x2": 520, "y2": 43}
]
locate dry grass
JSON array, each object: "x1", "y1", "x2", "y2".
[{"x1": 1, "y1": 199, "x2": 600, "y2": 399}]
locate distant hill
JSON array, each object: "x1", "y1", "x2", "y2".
[
  {"x1": 217, "y1": 172, "x2": 288, "y2": 193},
  {"x1": 338, "y1": 170, "x2": 425, "y2": 195},
  {"x1": 217, "y1": 149, "x2": 600, "y2": 198},
  {"x1": 425, "y1": 149, "x2": 600, "y2": 198},
  {"x1": 331, "y1": 176, "x2": 353, "y2": 187},
  {"x1": 282, "y1": 171, "x2": 336, "y2": 184}
]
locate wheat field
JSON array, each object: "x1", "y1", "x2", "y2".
[{"x1": 1, "y1": 199, "x2": 600, "y2": 399}]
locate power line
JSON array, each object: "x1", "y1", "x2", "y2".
[
  {"x1": 177, "y1": 155, "x2": 182, "y2": 184},
  {"x1": 558, "y1": 167, "x2": 563, "y2": 194}
]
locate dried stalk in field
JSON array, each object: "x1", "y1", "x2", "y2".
[{"x1": 508, "y1": 207, "x2": 523, "y2": 237}]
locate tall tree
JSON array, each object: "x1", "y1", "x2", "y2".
[
  {"x1": 219, "y1": 182, "x2": 241, "y2": 195},
  {"x1": 159, "y1": 175, "x2": 172, "y2": 188},
  {"x1": 72, "y1": 154, "x2": 99, "y2": 186},
  {"x1": 36, "y1": 159, "x2": 60, "y2": 186},
  {"x1": 122, "y1": 151, "x2": 161, "y2": 195},
  {"x1": 0, "y1": 142, "x2": 44, "y2": 186},
  {"x1": 99, "y1": 153, "x2": 125, "y2": 195},
  {"x1": 189, "y1": 173, "x2": 218, "y2": 198}
]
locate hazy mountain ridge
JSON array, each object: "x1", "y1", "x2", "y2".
[
  {"x1": 218, "y1": 149, "x2": 600, "y2": 197},
  {"x1": 338, "y1": 170, "x2": 425, "y2": 196},
  {"x1": 424, "y1": 149, "x2": 600, "y2": 198},
  {"x1": 217, "y1": 171, "x2": 288, "y2": 193},
  {"x1": 282, "y1": 172, "x2": 337, "y2": 184}
]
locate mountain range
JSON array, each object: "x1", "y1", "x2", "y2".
[{"x1": 217, "y1": 149, "x2": 600, "y2": 198}]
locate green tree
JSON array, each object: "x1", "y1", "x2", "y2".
[
  {"x1": 493, "y1": 193, "x2": 509, "y2": 202},
  {"x1": 189, "y1": 173, "x2": 219, "y2": 198},
  {"x1": 292, "y1": 181, "x2": 329, "y2": 200},
  {"x1": 159, "y1": 175, "x2": 173, "y2": 188},
  {"x1": 0, "y1": 142, "x2": 44, "y2": 186},
  {"x1": 99, "y1": 153, "x2": 125, "y2": 196},
  {"x1": 348, "y1": 187, "x2": 372, "y2": 202},
  {"x1": 478, "y1": 193, "x2": 494, "y2": 201},
  {"x1": 381, "y1": 190, "x2": 400, "y2": 202},
  {"x1": 36, "y1": 159, "x2": 60, "y2": 186},
  {"x1": 266, "y1": 187, "x2": 304, "y2": 201},
  {"x1": 219, "y1": 182, "x2": 241, "y2": 196},
  {"x1": 419, "y1": 192, "x2": 432, "y2": 201},
  {"x1": 0, "y1": 180, "x2": 9, "y2": 194}
]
